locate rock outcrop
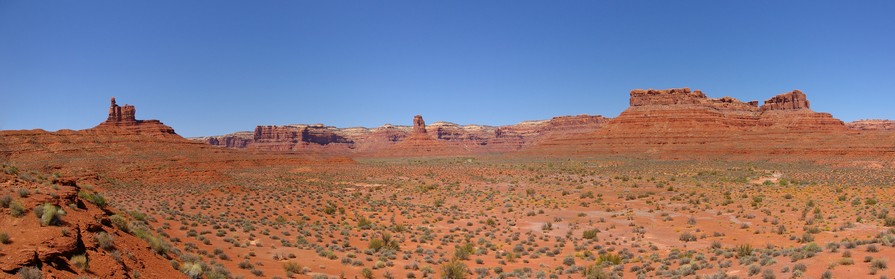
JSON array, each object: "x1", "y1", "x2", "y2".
[
  {"x1": 534, "y1": 88, "x2": 859, "y2": 159},
  {"x1": 249, "y1": 125, "x2": 354, "y2": 152},
  {"x1": 847, "y1": 120, "x2": 895, "y2": 131},
  {"x1": 413, "y1": 115, "x2": 427, "y2": 134},
  {"x1": 629, "y1": 88, "x2": 709, "y2": 106},
  {"x1": 0, "y1": 169, "x2": 185, "y2": 278},
  {"x1": 197, "y1": 131, "x2": 253, "y2": 148},
  {"x1": 89, "y1": 97, "x2": 178, "y2": 137},
  {"x1": 197, "y1": 114, "x2": 608, "y2": 155},
  {"x1": 760, "y1": 90, "x2": 809, "y2": 111},
  {"x1": 107, "y1": 97, "x2": 137, "y2": 123},
  {"x1": 195, "y1": 87, "x2": 895, "y2": 159}
]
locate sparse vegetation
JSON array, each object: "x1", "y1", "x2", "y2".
[
  {"x1": 441, "y1": 259, "x2": 468, "y2": 279},
  {"x1": 35, "y1": 203, "x2": 64, "y2": 226}
]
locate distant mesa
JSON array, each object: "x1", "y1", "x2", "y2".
[
  {"x1": 194, "y1": 87, "x2": 895, "y2": 159},
  {"x1": 847, "y1": 119, "x2": 895, "y2": 131},
  {"x1": 197, "y1": 113, "x2": 609, "y2": 154},
  {"x1": 89, "y1": 97, "x2": 178, "y2": 137},
  {"x1": 532, "y1": 87, "x2": 862, "y2": 158},
  {"x1": 630, "y1": 87, "x2": 812, "y2": 112}
]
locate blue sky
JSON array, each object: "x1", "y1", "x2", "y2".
[{"x1": 1, "y1": 1, "x2": 894, "y2": 137}]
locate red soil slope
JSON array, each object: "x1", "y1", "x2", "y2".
[{"x1": 0, "y1": 168, "x2": 184, "y2": 278}]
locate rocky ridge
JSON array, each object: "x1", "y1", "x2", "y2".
[
  {"x1": 847, "y1": 119, "x2": 895, "y2": 131},
  {"x1": 195, "y1": 114, "x2": 609, "y2": 154},
  {"x1": 532, "y1": 88, "x2": 895, "y2": 159},
  {"x1": 0, "y1": 166, "x2": 184, "y2": 278}
]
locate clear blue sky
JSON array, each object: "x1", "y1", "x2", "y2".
[{"x1": 2, "y1": 1, "x2": 894, "y2": 137}]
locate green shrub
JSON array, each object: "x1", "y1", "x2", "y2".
[
  {"x1": 147, "y1": 234, "x2": 169, "y2": 255},
  {"x1": 582, "y1": 264, "x2": 608, "y2": 279},
  {"x1": 369, "y1": 238, "x2": 384, "y2": 251},
  {"x1": 357, "y1": 215, "x2": 373, "y2": 230},
  {"x1": 580, "y1": 191, "x2": 595, "y2": 199},
  {"x1": 16, "y1": 266, "x2": 41, "y2": 279},
  {"x1": 886, "y1": 217, "x2": 895, "y2": 227},
  {"x1": 441, "y1": 259, "x2": 468, "y2": 279},
  {"x1": 36, "y1": 204, "x2": 64, "y2": 226},
  {"x1": 0, "y1": 232, "x2": 10, "y2": 244},
  {"x1": 110, "y1": 214, "x2": 129, "y2": 231},
  {"x1": 736, "y1": 244, "x2": 753, "y2": 258},
  {"x1": 180, "y1": 261, "x2": 203, "y2": 279},
  {"x1": 9, "y1": 200, "x2": 25, "y2": 217},
  {"x1": 283, "y1": 261, "x2": 304, "y2": 274},
  {"x1": 128, "y1": 211, "x2": 147, "y2": 221},
  {"x1": 369, "y1": 232, "x2": 399, "y2": 252},
  {"x1": 361, "y1": 268, "x2": 374, "y2": 279},
  {"x1": 596, "y1": 253, "x2": 621, "y2": 265},
  {"x1": 679, "y1": 232, "x2": 697, "y2": 242},
  {"x1": 582, "y1": 229, "x2": 599, "y2": 240},
  {"x1": 4, "y1": 165, "x2": 19, "y2": 175},
  {"x1": 0, "y1": 195, "x2": 11, "y2": 208},
  {"x1": 78, "y1": 191, "x2": 107, "y2": 208},
  {"x1": 70, "y1": 254, "x2": 88, "y2": 271},
  {"x1": 95, "y1": 232, "x2": 115, "y2": 250},
  {"x1": 455, "y1": 243, "x2": 475, "y2": 260},
  {"x1": 871, "y1": 258, "x2": 887, "y2": 270}
]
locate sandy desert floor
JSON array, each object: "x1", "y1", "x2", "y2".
[{"x1": 42, "y1": 157, "x2": 891, "y2": 279}]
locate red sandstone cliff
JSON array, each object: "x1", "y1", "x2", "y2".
[
  {"x1": 533, "y1": 88, "x2": 888, "y2": 159},
  {"x1": 198, "y1": 114, "x2": 608, "y2": 155},
  {"x1": 194, "y1": 87, "x2": 895, "y2": 159}
]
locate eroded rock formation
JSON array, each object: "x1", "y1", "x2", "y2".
[
  {"x1": 535, "y1": 88, "x2": 854, "y2": 158},
  {"x1": 198, "y1": 114, "x2": 608, "y2": 155},
  {"x1": 760, "y1": 90, "x2": 809, "y2": 111},
  {"x1": 90, "y1": 97, "x2": 178, "y2": 137},
  {"x1": 413, "y1": 115, "x2": 427, "y2": 134},
  {"x1": 107, "y1": 97, "x2": 137, "y2": 123}
]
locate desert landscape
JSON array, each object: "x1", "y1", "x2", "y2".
[
  {"x1": 4, "y1": 1, "x2": 895, "y2": 278},
  {"x1": 3, "y1": 88, "x2": 895, "y2": 279}
]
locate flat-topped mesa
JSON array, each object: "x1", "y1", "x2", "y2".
[
  {"x1": 760, "y1": 90, "x2": 810, "y2": 112},
  {"x1": 847, "y1": 119, "x2": 895, "y2": 131},
  {"x1": 629, "y1": 88, "x2": 760, "y2": 111},
  {"x1": 413, "y1": 115, "x2": 427, "y2": 134}
]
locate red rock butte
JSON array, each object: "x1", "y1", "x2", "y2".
[{"x1": 89, "y1": 97, "x2": 178, "y2": 137}]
